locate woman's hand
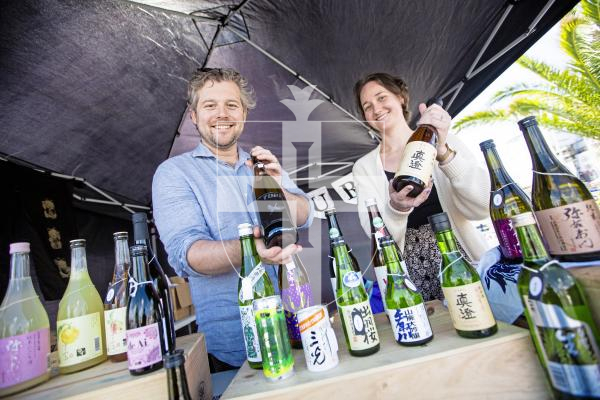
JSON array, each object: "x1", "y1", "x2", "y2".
[
  {"x1": 246, "y1": 146, "x2": 282, "y2": 182},
  {"x1": 417, "y1": 103, "x2": 452, "y2": 158},
  {"x1": 253, "y1": 226, "x2": 301, "y2": 264},
  {"x1": 389, "y1": 179, "x2": 433, "y2": 212}
]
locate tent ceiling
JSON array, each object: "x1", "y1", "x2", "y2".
[{"x1": 0, "y1": 0, "x2": 578, "y2": 205}]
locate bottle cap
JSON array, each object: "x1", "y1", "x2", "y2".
[
  {"x1": 9, "y1": 242, "x2": 30, "y2": 254},
  {"x1": 511, "y1": 212, "x2": 537, "y2": 228},
  {"x1": 426, "y1": 97, "x2": 444, "y2": 108},
  {"x1": 113, "y1": 231, "x2": 128, "y2": 240},
  {"x1": 132, "y1": 212, "x2": 148, "y2": 224},
  {"x1": 324, "y1": 207, "x2": 336, "y2": 215},
  {"x1": 164, "y1": 349, "x2": 185, "y2": 369},
  {"x1": 69, "y1": 239, "x2": 86, "y2": 248},
  {"x1": 237, "y1": 223, "x2": 254, "y2": 237},
  {"x1": 479, "y1": 139, "x2": 495, "y2": 151},
  {"x1": 428, "y1": 212, "x2": 451, "y2": 233},
  {"x1": 364, "y1": 198, "x2": 377, "y2": 207},
  {"x1": 517, "y1": 116, "x2": 538, "y2": 128},
  {"x1": 130, "y1": 244, "x2": 147, "y2": 256}
]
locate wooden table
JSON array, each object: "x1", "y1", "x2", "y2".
[{"x1": 222, "y1": 301, "x2": 549, "y2": 400}]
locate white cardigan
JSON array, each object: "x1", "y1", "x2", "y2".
[{"x1": 352, "y1": 134, "x2": 491, "y2": 262}]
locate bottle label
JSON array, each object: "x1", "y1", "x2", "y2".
[
  {"x1": 387, "y1": 303, "x2": 432, "y2": 343},
  {"x1": 0, "y1": 328, "x2": 50, "y2": 388},
  {"x1": 239, "y1": 304, "x2": 261, "y2": 363},
  {"x1": 394, "y1": 141, "x2": 437, "y2": 184},
  {"x1": 57, "y1": 312, "x2": 104, "y2": 367},
  {"x1": 282, "y1": 279, "x2": 313, "y2": 342},
  {"x1": 339, "y1": 300, "x2": 380, "y2": 351},
  {"x1": 256, "y1": 192, "x2": 285, "y2": 229},
  {"x1": 492, "y1": 218, "x2": 522, "y2": 259},
  {"x1": 342, "y1": 271, "x2": 361, "y2": 288},
  {"x1": 104, "y1": 307, "x2": 127, "y2": 355},
  {"x1": 126, "y1": 322, "x2": 162, "y2": 370},
  {"x1": 442, "y1": 282, "x2": 496, "y2": 331},
  {"x1": 535, "y1": 199, "x2": 600, "y2": 255},
  {"x1": 523, "y1": 296, "x2": 600, "y2": 397},
  {"x1": 493, "y1": 192, "x2": 503, "y2": 207},
  {"x1": 374, "y1": 265, "x2": 388, "y2": 312}
]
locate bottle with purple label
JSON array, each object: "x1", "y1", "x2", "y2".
[
  {"x1": 0, "y1": 243, "x2": 51, "y2": 397},
  {"x1": 278, "y1": 253, "x2": 312, "y2": 349},
  {"x1": 480, "y1": 139, "x2": 532, "y2": 263}
]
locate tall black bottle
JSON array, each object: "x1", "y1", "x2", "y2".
[{"x1": 132, "y1": 212, "x2": 176, "y2": 353}]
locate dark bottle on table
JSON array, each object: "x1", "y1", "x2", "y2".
[
  {"x1": 165, "y1": 349, "x2": 192, "y2": 400},
  {"x1": 480, "y1": 139, "x2": 533, "y2": 263},
  {"x1": 132, "y1": 212, "x2": 175, "y2": 354},
  {"x1": 392, "y1": 98, "x2": 443, "y2": 197},
  {"x1": 512, "y1": 212, "x2": 600, "y2": 400},
  {"x1": 325, "y1": 208, "x2": 360, "y2": 296},
  {"x1": 126, "y1": 245, "x2": 164, "y2": 375},
  {"x1": 519, "y1": 116, "x2": 600, "y2": 262},
  {"x1": 428, "y1": 213, "x2": 498, "y2": 339},
  {"x1": 333, "y1": 236, "x2": 380, "y2": 357},
  {"x1": 252, "y1": 156, "x2": 298, "y2": 249}
]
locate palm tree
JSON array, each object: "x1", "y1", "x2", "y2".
[{"x1": 454, "y1": 0, "x2": 600, "y2": 140}]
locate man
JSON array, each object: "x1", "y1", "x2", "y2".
[{"x1": 152, "y1": 68, "x2": 313, "y2": 371}]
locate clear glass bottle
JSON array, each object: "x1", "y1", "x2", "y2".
[
  {"x1": 57, "y1": 239, "x2": 107, "y2": 374},
  {"x1": 0, "y1": 242, "x2": 51, "y2": 396},
  {"x1": 237, "y1": 223, "x2": 275, "y2": 369},
  {"x1": 512, "y1": 212, "x2": 600, "y2": 399},
  {"x1": 104, "y1": 232, "x2": 129, "y2": 362},
  {"x1": 428, "y1": 213, "x2": 498, "y2": 339}
]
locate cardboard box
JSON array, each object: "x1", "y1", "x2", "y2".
[
  {"x1": 170, "y1": 276, "x2": 194, "y2": 321},
  {"x1": 15, "y1": 333, "x2": 212, "y2": 400},
  {"x1": 571, "y1": 266, "x2": 600, "y2": 328}
]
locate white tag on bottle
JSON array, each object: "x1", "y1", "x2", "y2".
[
  {"x1": 240, "y1": 278, "x2": 253, "y2": 302},
  {"x1": 285, "y1": 261, "x2": 296, "y2": 271},
  {"x1": 247, "y1": 263, "x2": 265, "y2": 286}
]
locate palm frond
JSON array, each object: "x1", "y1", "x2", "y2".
[
  {"x1": 560, "y1": 16, "x2": 600, "y2": 90},
  {"x1": 453, "y1": 110, "x2": 514, "y2": 131},
  {"x1": 581, "y1": 0, "x2": 600, "y2": 26}
]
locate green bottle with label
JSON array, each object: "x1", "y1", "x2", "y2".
[
  {"x1": 237, "y1": 223, "x2": 275, "y2": 369},
  {"x1": 333, "y1": 236, "x2": 380, "y2": 357},
  {"x1": 512, "y1": 211, "x2": 600, "y2": 399}
]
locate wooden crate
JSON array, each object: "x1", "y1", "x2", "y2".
[
  {"x1": 222, "y1": 301, "x2": 549, "y2": 400},
  {"x1": 571, "y1": 265, "x2": 600, "y2": 328},
  {"x1": 14, "y1": 333, "x2": 212, "y2": 400}
]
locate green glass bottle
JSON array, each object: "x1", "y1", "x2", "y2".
[
  {"x1": 519, "y1": 116, "x2": 600, "y2": 262},
  {"x1": 333, "y1": 236, "x2": 380, "y2": 356},
  {"x1": 428, "y1": 213, "x2": 498, "y2": 338},
  {"x1": 325, "y1": 208, "x2": 360, "y2": 296},
  {"x1": 480, "y1": 139, "x2": 533, "y2": 263},
  {"x1": 237, "y1": 223, "x2": 275, "y2": 369},
  {"x1": 512, "y1": 211, "x2": 600, "y2": 399},
  {"x1": 380, "y1": 237, "x2": 433, "y2": 346}
]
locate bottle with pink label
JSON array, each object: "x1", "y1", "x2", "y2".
[
  {"x1": 0, "y1": 242, "x2": 51, "y2": 396},
  {"x1": 278, "y1": 253, "x2": 312, "y2": 349}
]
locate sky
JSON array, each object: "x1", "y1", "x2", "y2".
[{"x1": 453, "y1": 22, "x2": 572, "y2": 192}]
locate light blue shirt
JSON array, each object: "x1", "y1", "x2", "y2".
[{"x1": 152, "y1": 141, "x2": 314, "y2": 366}]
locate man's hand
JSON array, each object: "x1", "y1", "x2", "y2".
[
  {"x1": 253, "y1": 226, "x2": 301, "y2": 264},
  {"x1": 246, "y1": 146, "x2": 282, "y2": 183},
  {"x1": 389, "y1": 179, "x2": 433, "y2": 212},
  {"x1": 416, "y1": 102, "x2": 452, "y2": 158}
]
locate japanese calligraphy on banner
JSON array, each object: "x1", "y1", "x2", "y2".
[
  {"x1": 307, "y1": 186, "x2": 334, "y2": 219},
  {"x1": 331, "y1": 174, "x2": 357, "y2": 205}
]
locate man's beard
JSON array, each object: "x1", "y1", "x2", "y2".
[{"x1": 199, "y1": 128, "x2": 241, "y2": 150}]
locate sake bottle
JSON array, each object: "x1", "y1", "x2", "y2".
[
  {"x1": 252, "y1": 156, "x2": 298, "y2": 249},
  {"x1": 365, "y1": 198, "x2": 409, "y2": 314},
  {"x1": 519, "y1": 116, "x2": 600, "y2": 262},
  {"x1": 333, "y1": 236, "x2": 380, "y2": 356},
  {"x1": 512, "y1": 212, "x2": 600, "y2": 399},
  {"x1": 380, "y1": 237, "x2": 433, "y2": 346},
  {"x1": 57, "y1": 239, "x2": 107, "y2": 374},
  {"x1": 480, "y1": 139, "x2": 533, "y2": 263},
  {"x1": 104, "y1": 232, "x2": 129, "y2": 362},
  {"x1": 237, "y1": 223, "x2": 275, "y2": 369},
  {"x1": 0, "y1": 243, "x2": 51, "y2": 396},
  {"x1": 132, "y1": 212, "x2": 175, "y2": 353},
  {"x1": 126, "y1": 244, "x2": 164, "y2": 375},
  {"x1": 428, "y1": 213, "x2": 498, "y2": 338},
  {"x1": 325, "y1": 208, "x2": 360, "y2": 296},
  {"x1": 165, "y1": 349, "x2": 192, "y2": 400},
  {"x1": 392, "y1": 98, "x2": 443, "y2": 197}
]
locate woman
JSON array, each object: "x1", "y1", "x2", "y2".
[{"x1": 352, "y1": 72, "x2": 490, "y2": 301}]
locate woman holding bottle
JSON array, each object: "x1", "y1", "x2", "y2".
[{"x1": 352, "y1": 72, "x2": 490, "y2": 301}]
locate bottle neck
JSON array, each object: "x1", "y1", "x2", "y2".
[
  {"x1": 113, "y1": 238, "x2": 129, "y2": 281},
  {"x1": 240, "y1": 235, "x2": 259, "y2": 276},
  {"x1": 70, "y1": 246, "x2": 89, "y2": 275},
  {"x1": 131, "y1": 253, "x2": 150, "y2": 282},
  {"x1": 167, "y1": 364, "x2": 191, "y2": 399},
  {"x1": 514, "y1": 223, "x2": 551, "y2": 264},
  {"x1": 326, "y1": 213, "x2": 343, "y2": 238},
  {"x1": 434, "y1": 230, "x2": 462, "y2": 264},
  {"x1": 381, "y1": 244, "x2": 402, "y2": 275},
  {"x1": 332, "y1": 244, "x2": 353, "y2": 274},
  {"x1": 520, "y1": 123, "x2": 564, "y2": 173},
  {"x1": 367, "y1": 205, "x2": 388, "y2": 234},
  {"x1": 9, "y1": 252, "x2": 30, "y2": 280},
  {"x1": 481, "y1": 146, "x2": 515, "y2": 189}
]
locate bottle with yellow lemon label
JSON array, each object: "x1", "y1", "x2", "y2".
[{"x1": 57, "y1": 239, "x2": 107, "y2": 374}]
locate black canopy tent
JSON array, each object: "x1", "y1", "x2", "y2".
[{"x1": 0, "y1": 0, "x2": 579, "y2": 303}]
